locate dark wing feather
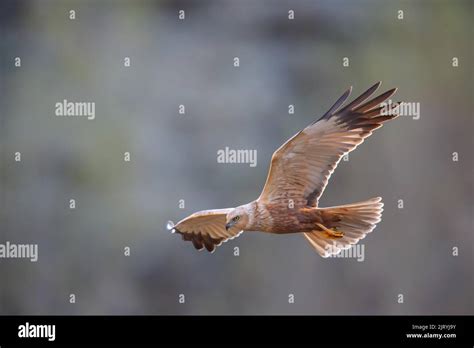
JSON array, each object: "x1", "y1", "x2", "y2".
[
  {"x1": 168, "y1": 209, "x2": 243, "y2": 252},
  {"x1": 258, "y1": 82, "x2": 398, "y2": 207}
]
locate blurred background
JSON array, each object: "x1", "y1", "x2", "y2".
[{"x1": 0, "y1": 0, "x2": 472, "y2": 315}]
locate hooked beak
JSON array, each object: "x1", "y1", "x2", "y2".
[{"x1": 225, "y1": 221, "x2": 234, "y2": 231}]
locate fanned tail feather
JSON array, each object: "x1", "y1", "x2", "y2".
[{"x1": 304, "y1": 197, "x2": 383, "y2": 257}]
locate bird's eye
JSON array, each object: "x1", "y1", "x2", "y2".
[{"x1": 233, "y1": 216, "x2": 240, "y2": 222}]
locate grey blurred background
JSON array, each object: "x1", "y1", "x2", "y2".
[{"x1": 0, "y1": 0, "x2": 472, "y2": 315}]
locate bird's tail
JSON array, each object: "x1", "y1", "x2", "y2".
[{"x1": 304, "y1": 197, "x2": 383, "y2": 257}]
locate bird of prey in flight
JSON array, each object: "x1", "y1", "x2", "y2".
[{"x1": 167, "y1": 82, "x2": 398, "y2": 257}]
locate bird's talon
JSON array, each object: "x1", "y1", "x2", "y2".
[
  {"x1": 325, "y1": 229, "x2": 344, "y2": 238},
  {"x1": 316, "y1": 223, "x2": 344, "y2": 238}
]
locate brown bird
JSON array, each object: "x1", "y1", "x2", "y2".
[{"x1": 167, "y1": 82, "x2": 398, "y2": 257}]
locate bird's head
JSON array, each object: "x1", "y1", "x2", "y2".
[{"x1": 225, "y1": 205, "x2": 249, "y2": 231}]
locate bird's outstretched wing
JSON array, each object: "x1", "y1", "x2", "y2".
[
  {"x1": 258, "y1": 82, "x2": 398, "y2": 207},
  {"x1": 168, "y1": 209, "x2": 243, "y2": 252}
]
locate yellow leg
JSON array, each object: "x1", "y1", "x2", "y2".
[{"x1": 316, "y1": 223, "x2": 344, "y2": 238}]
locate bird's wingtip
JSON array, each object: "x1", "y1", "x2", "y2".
[{"x1": 166, "y1": 220, "x2": 176, "y2": 233}]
